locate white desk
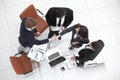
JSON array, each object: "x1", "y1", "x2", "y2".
[{"x1": 26, "y1": 33, "x2": 105, "y2": 80}]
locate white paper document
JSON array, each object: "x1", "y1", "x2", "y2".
[
  {"x1": 51, "y1": 27, "x2": 61, "y2": 31},
  {"x1": 27, "y1": 44, "x2": 47, "y2": 62},
  {"x1": 65, "y1": 54, "x2": 77, "y2": 69}
]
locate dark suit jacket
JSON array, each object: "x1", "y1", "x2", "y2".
[
  {"x1": 76, "y1": 40, "x2": 104, "y2": 63},
  {"x1": 75, "y1": 48, "x2": 95, "y2": 62},
  {"x1": 60, "y1": 23, "x2": 89, "y2": 47},
  {"x1": 45, "y1": 7, "x2": 73, "y2": 28},
  {"x1": 18, "y1": 18, "x2": 49, "y2": 48}
]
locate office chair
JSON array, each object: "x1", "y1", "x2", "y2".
[
  {"x1": 79, "y1": 40, "x2": 104, "y2": 67},
  {"x1": 20, "y1": 4, "x2": 48, "y2": 33},
  {"x1": 10, "y1": 53, "x2": 33, "y2": 75}
]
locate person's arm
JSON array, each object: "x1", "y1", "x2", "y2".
[
  {"x1": 59, "y1": 25, "x2": 74, "y2": 36},
  {"x1": 32, "y1": 28, "x2": 37, "y2": 33},
  {"x1": 74, "y1": 49, "x2": 86, "y2": 61},
  {"x1": 31, "y1": 34, "x2": 57, "y2": 46},
  {"x1": 27, "y1": 38, "x2": 49, "y2": 47},
  {"x1": 75, "y1": 56, "x2": 80, "y2": 60},
  {"x1": 32, "y1": 28, "x2": 41, "y2": 37},
  {"x1": 71, "y1": 42, "x2": 80, "y2": 45},
  {"x1": 63, "y1": 8, "x2": 73, "y2": 28},
  {"x1": 81, "y1": 38, "x2": 89, "y2": 44},
  {"x1": 55, "y1": 26, "x2": 74, "y2": 40},
  {"x1": 45, "y1": 8, "x2": 55, "y2": 26}
]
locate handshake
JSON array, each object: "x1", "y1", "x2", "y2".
[{"x1": 49, "y1": 34, "x2": 61, "y2": 41}]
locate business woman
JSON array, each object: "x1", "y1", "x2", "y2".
[
  {"x1": 59, "y1": 23, "x2": 89, "y2": 50},
  {"x1": 75, "y1": 40, "x2": 102, "y2": 67},
  {"x1": 45, "y1": 7, "x2": 73, "y2": 38}
]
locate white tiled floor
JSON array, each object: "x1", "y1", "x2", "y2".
[{"x1": 0, "y1": 0, "x2": 120, "y2": 80}]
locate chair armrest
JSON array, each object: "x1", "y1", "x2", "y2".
[{"x1": 36, "y1": 9, "x2": 44, "y2": 15}]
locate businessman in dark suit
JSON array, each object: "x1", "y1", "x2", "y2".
[
  {"x1": 18, "y1": 17, "x2": 56, "y2": 53},
  {"x1": 58, "y1": 23, "x2": 89, "y2": 50},
  {"x1": 45, "y1": 7, "x2": 73, "y2": 38}
]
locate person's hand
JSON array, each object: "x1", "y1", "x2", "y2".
[
  {"x1": 55, "y1": 35, "x2": 61, "y2": 40},
  {"x1": 61, "y1": 26, "x2": 65, "y2": 31},
  {"x1": 34, "y1": 31, "x2": 41, "y2": 37},
  {"x1": 59, "y1": 26, "x2": 65, "y2": 33},
  {"x1": 71, "y1": 42, "x2": 79, "y2": 45},
  {"x1": 70, "y1": 56, "x2": 75, "y2": 61},
  {"x1": 49, "y1": 34, "x2": 57, "y2": 41}
]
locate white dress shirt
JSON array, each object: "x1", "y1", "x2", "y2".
[{"x1": 51, "y1": 16, "x2": 65, "y2": 31}]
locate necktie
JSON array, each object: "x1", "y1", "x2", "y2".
[{"x1": 58, "y1": 18, "x2": 61, "y2": 26}]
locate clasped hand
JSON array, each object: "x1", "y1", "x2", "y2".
[
  {"x1": 34, "y1": 31, "x2": 41, "y2": 37},
  {"x1": 50, "y1": 34, "x2": 61, "y2": 41}
]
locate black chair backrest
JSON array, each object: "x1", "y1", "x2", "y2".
[{"x1": 89, "y1": 40, "x2": 104, "y2": 61}]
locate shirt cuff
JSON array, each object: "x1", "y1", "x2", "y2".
[{"x1": 48, "y1": 39, "x2": 52, "y2": 42}]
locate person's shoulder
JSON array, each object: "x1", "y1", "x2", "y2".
[
  {"x1": 64, "y1": 7, "x2": 73, "y2": 12},
  {"x1": 47, "y1": 7, "x2": 58, "y2": 14},
  {"x1": 49, "y1": 7, "x2": 58, "y2": 10},
  {"x1": 81, "y1": 48, "x2": 93, "y2": 52},
  {"x1": 21, "y1": 17, "x2": 28, "y2": 24},
  {"x1": 71, "y1": 23, "x2": 81, "y2": 28}
]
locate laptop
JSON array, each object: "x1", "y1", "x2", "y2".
[{"x1": 45, "y1": 48, "x2": 66, "y2": 67}]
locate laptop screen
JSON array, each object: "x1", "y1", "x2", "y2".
[{"x1": 48, "y1": 52, "x2": 60, "y2": 61}]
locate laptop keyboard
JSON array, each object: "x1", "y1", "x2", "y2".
[{"x1": 49, "y1": 56, "x2": 66, "y2": 67}]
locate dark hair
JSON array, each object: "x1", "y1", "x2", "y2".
[
  {"x1": 25, "y1": 18, "x2": 37, "y2": 28},
  {"x1": 78, "y1": 25, "x2": 88, "y2": 38},
  {"x1": 91, "y1": 41, "x2": 100, "y2": 50},
  {"x1": 56, "y1": 8, "x2": 65, "y2": 18}
]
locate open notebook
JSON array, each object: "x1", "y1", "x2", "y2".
[{"x1": 27, "y1": 44, "x2": 47, "y2": 62}]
